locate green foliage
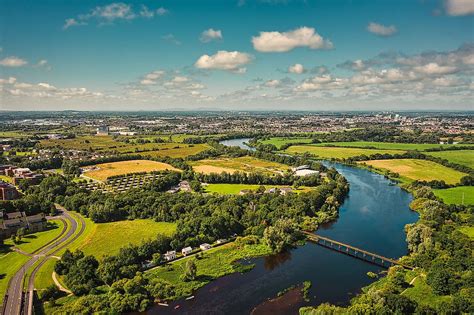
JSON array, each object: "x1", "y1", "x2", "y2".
[
  {"x1": 263, "y1": 218, "x2": 302, "y2": 253},
  {"x1": 182, "y1": 259, "x2": 197, "y2": 281}
]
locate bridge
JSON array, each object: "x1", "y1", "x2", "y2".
[{"x1": 304, "y1": 232, "x2": 413, "y2": 270}]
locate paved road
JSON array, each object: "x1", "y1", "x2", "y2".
[{"x1": 3, "y1": 205, "x2": 83, "y2": 315}]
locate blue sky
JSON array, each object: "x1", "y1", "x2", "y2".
[{"x1": 0, "y1": 0, "x2": 473, "y2": 110}]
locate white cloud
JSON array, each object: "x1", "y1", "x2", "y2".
[
  {"x1": 252, "y1": 27, "x2": 333, "y2": 52},
  {"x1": 288, "y1": 63, "x2": 305, "y2": 74},
  {"x1": 63, "y1": 18, "x2": 86, "y2": 30},
  {"x1": 0, "y1": 56, "x2": 28, "y2": 67},
  {"x1": 200, "y1": 28, "x2": 223, "y2": 43},
  {"x1": 264, "y1": 79, "x2": 281, "y2": 87},
  {"x1": 445, "y1": 0, "x2": 474, "y2": 16},
  {"x1": 414, "y1": 62, "x2": 458, "y2": 75},
  {"x1": 162, "y1": 34, "x2": 181, "y2": 45},
  {"x1": 91, "y1": 3, "x2": 135, "y2": 22},
  {"x1": 172, "y1": 76, "x2": 189, "y2": 83},
  {"x1": 156, "y1": 7, "x2": 169, "y2": 16},
  {"x1": 195, "y1": 50, "x2": 253, "y2": 72},
  {"x1": 367, "y1": 22, "x2": 397, "y2": 37}
]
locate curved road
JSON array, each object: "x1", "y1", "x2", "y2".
[{"x1": 3, "y1": 205, "x2": 84, "y2": 315}]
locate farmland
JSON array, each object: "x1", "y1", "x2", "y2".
[
  {"x1": 361, "y1": 159, "x2": 467, "y2": 185},
  {"x1": 424, "y1": 150, "x2": 474, "y2": 169},
  {"x1": 82, "y1": 160, "x2": 180, "y2": 181},
  {"x1": 204, "y1": 183, "x2": 312, "y2": 195},
  {"x1": 285, "y1": 145, "x2": 403, "y2": 159},
  {"x1": 190, "y1": 156, "x2": 290, "y2": 175},
  {"x1": 138, "y1": 143, "x2": 211, "y2": 158},
  {"x1": 312, "y1": 141, "x2": 474, "y2": 151},
  {"x1": 433, "y1": 186, "x2": 474, "y2": 205},
  {"x1": 79, "y1": 219, "x2": 176, "y2": 259},
  {"x1": 260, "y1": 137, "x2": 313, "y2": 149}
]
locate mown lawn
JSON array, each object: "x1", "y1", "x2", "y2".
[
  {"x1": 425, "y1": 150, "x2": 474, "y2": 169},
  {"x1": 190, "y1": 156, "x2": 290, "y2": 175},
  {"x1": 433, "y1": 186, "x2": 474, "y2": 205},
  {"x1": 205, "y1": 183, "x2": 313, "y2": 195},
  {"x1": 146, "y1": 242, "x2": 272, "y2": 299},
  {"x1": 286, "y1": 145, "x2": 403, "y2": 159},
  {"x1": 362, "y1": 159, "x2": 467, "y2": 185},
  {"x1": 260, "y1": 137, "x2": 313, "y2": 149},
  {"x1": 0, "y1": 252, "x2": 30, "y2": 304},
  {"x1": 313, "y1": 141, "x2": 474, "y2": 151},
  {"x1": 82, "y1": 159, "x2": 180, "y2": 181},
  {"x1": 79, "y1": 219, "x2": 176, "y2": 259},
  {"x1": 4, "y1": 219, "x2": 65, "y2": 254},
  {"x1": 34, "y1": 258, "x2": 57, "y2": 291}
]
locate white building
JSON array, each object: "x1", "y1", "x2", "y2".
[
  {"x1": 181, "y1": 246, "x2": 192, "y2": 256},
  {"x1": 164, "y1": 250, "x2": 176, "y2": 261},
  {"x1": 200, "y1": 243, "x2": 211, "y2": 251}
]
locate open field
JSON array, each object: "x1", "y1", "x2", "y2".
[
  {"x1": 260, "y1": 137, "x2": 313, "y2": 149},
  {"x1": 433, "y1": 186, "x2": 474, "y2": 205},
  {"x1": 55, "y1": 213, "x2": 94, "y2": 256},
  {"x1": 424, "y1": 150, "x2": 474, "y2": 169},
  {"x1": 313, "y1": 141, "x2": 474, "y2": 151},
  {"x1": 458, "y1": 226, "x2": 474, "y2": 239},
  {"x1": 0, "y1": 252, "x2": 30, "y2": 303},
  {"x1": 285, "y1": 145, "x2": 403, "y2": 159},
  {"x1": 361, "y1": 159, "x2": 467, "y2": 185},
  {"x1": 79, "y1": 219, "x2": 176, "y2": 259},
  {"x1": 139, "y1": 143, "x2": 211, "y2": 158},
  {"x1": 40, "y1": 135, "x2": 126, "y2": 151},
  {"x1": 146, "y1": 242, "x2": 272, "y2": 299},
  {"x1": 34, "y1": 258, "x2": 57, "y2": 291},
  {"x1": 4, "y1": 219, "x2": 65, "y2": 254},
  {"x1": 190, "y1": 156, "x2": 290, "y2": 175},
  {"x1": 205, "y1": 183, "x2": 313, "y2": 195},
  {"x1": 83, "y1": 160, "x2": 179, "y2": 181}
]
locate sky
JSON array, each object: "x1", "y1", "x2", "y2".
[{"x1": 0, "y1": 0, "x2": 473, "y2": 111}]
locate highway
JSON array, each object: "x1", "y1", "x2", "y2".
[{"x1": 3, "y1": 205, "x2": 84, "y2": 315}]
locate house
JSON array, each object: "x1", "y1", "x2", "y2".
[
  {"x1": 0, "y1": 182, "x2": 19, "y2": 200},
  {"x1": 200, "y1": 243, "x2": 211, "y2": 251},
  {"x1": 164, "y1": 250, "x2": 176, "y2": 261},
  {"x1": 25, "y1": 213, "x2": 47, "y2": 232},
  {"x1": 216, "y1": 239, "x2": 226, "y2": 244},
  {"x1": 279, "y1": 187, "x2": 293, "y2": 195},
  {"x1": 181, "y1": 246, "x2": 192, "y2": 256},
  {"x1": 0, "y1": 212, "x2": 47, "y2": 238}
]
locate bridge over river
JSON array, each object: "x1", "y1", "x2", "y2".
[{"x1": 305, "y1": 232, "x2": 413, "y2": 270}]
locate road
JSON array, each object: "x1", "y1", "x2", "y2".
[{"x1": 2, "y1": 205, "x2": 84, "y2": 315}]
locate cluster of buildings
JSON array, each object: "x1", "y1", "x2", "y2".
[
  {"x1": 96, "y1": 125, "x2": 137, "y2": 136},
  {"x1": 163, "y1": 242, "x2": 217, "y2": 262},
  {"x1": 0, "y1": 165, "x2": 43, "y2": 185},
  {"x1": 167, "y1": 180, "x2": 192, "y2": 194},
  {"x1": 0, "y1": 181, "x2": 19, "y2": 201},
  {"x1": 0, "y1": 211, "x2": 47, "y2": 238}
]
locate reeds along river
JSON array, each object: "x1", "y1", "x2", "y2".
[{"x1": 144, "y1": 140, "x2": 419, "y2": 315}]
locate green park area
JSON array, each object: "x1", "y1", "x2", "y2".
[
  {"x1": 204, "y1": 183, "x2": 313, "y2": 195},
  {"x1": 285, "y1": 145, "x2": 403, "y2": 159},
  {"x1": 190, "y1": 156, "x2": 290, "y2": 175}
]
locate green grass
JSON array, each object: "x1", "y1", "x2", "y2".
[
  {"x1": 79, "y1": 219, "x2": 176, "y2": 259},
  {"x1": 0, "y1": 175, "x2": 13, "y2": 184},
  {"x1": 55, "y1": 212, "x2": 93, "y2": 256},
  {"x1": 433, "y1": 186, "x2": 474, "y2": 205},
  {"x1": 458, "y1": 226, "x2": 474, "y2": 239},
  {"x1": 205, "y1": 183, "x2": 313, "y2": 195},
  {"x1": 260, "y1": 137, "x2": 313, "y2": 149},
  {"x1": 362, "y1": 159, "x2": 467, "y2": 185},
  {"x1": 425, "y1": 150, "x2": 474, "y2": 169},
  {"x1": 146, "y1": 242, "x2": 271, "y2": 299},
  {"x1": 4, "y1": 219, "x2": 65, "y2": 254},
  {"x1": 190, "y1": 156, "x2": 290, "y2": 175},
  {"x1": 138, "y1": 143, "x2": 211, "y2": 158},
  {"x1": 313, "y1": 141, "x2": 474, "y2": 151},
  {"x1": 0, "y1": 252, "x2": 30, "y2": 304},
  {"x1": 34, "y1": 258, "x2": 57, "y2": 291},
  {"x1": 285, "y1": 145, "x2": 404, "y2": 159},
  {"x1": 402, "y1": 275, "x2": 452, "y2": 310}
]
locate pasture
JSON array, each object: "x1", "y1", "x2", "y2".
[
  {"x1": 260, "y1": 137, "x2": 313, "y2": 149},
  {"x1": 425, "y1": 150, "x2": 474, "y2": 169},
  {"x1": 190, "y1": 156, "x2": 290, "y2": 175},
  {"x1": 82, "y1": 159, "x2": 179, "y2": 181},
  {"x1": 312, "y1": 141, "x2": 474, "y2": 151},
  {"x1": 362, "y1": 159, "x2": 467, "y2": 185},
  {"x1": 40, "y1": 135, "x2": 124, "y2": 151},
  {"x1": 139, "y1": 143, "x2": 211, "y2": 158},
  {"x1": 79, "y1": 219, "x2": 176, "y2": 259},
  {"x1": 285, "y1": 145, "x2": 403, "y2": 159},
  {"x1": 433, "y1": 186, "x2": 474, "y2": 205}
]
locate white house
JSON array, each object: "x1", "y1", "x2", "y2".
[
  {"x1": 216, "y1": 239, "x2": 226, "y2": 244},
  {"x1": 164, "y1": 250, "x2": 176, "y2": 261},
  {"x1": 181, "y1": 246, "x2": 192, "y2": 256},
  {"x1": 200, "y1": 243, "x2": 211, "y2": 251}
]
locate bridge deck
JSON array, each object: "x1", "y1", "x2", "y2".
[{"x1": 304, "y1": 232, "x2": 413, "y2": 270}]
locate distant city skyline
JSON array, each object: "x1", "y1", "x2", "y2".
[{"x1": 0, "y1": 0, "x2": 473, "y2": 111}]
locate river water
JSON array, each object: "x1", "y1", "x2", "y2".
[{"x1": 146, "y1": 139, "x2": 418, "y2": 315}]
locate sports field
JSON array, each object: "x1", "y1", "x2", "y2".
[
  {"x1": 82, "y1": 160, "x2": 180, "y2": 181},
  {"x1": 285, "y1": 145, "x2": 403, "y2": 159},
  {"x1": 362, "y1": 159, "x2": 467, "y2": 185},
  {"x1": 424, "y1": 150, "x2": 474, "y2": 169},
  {"x1": 433, "y1": 186, "x2": 474, "y2": 205},
  {"x1": 313, "y1": 141, "x2": 474, "y2": 151},
  {"x1": 190, "y1": 156, "x2": 290, "y2": 175},
  {"x1": 79, "y1": 219, "x2": 176, "y2": 259}
]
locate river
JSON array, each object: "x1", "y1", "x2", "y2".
[{"x1": 146, "y1": 139, "x2": 418, "y2": 314}]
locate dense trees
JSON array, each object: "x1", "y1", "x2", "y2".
[{"x1": 263, "y1": 218, "x2": 302, "y2": 253}]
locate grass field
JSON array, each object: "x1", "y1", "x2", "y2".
[
  {"x1": 139, "y1": 143, "x2": 211, "y2": 158},
  {"x1": 34, "y1": 258, "x2": 57, "y2": 291},
  {"x1": 425, "y1": 150, "x2": 474, "y2": 169},
  {"x1": 402, "y1": 274, "x2": 452, "y2": 310},
  {"x1": 313, "y1": 141, "x2": 474, "y2": 151},
  {"x1": 458, "y1": 226, "x2": 474, "y2": 239},
  {"x1": 146, "y1": 242, "x2": 272, "y2": 299},
  {"x1": 362, "y1": 159, "x2": 467, "y2": 185},
  {"x1": 40, "y1": 135, "x2": 126, "y2": 151},
  {"x1": 79, "y1": 219, "x2": 176, "y2": 259},
  {"x1": 0, "y1": 252, "x2": 30, "y2": 304},
  {"x1": 433, "y1": 186, "x2": 474, "y2": 205},
  {"x1": 83, "y1": 159, "x2": 180, "y2": 181},
  {"x1": 190, "y1": 156, "x2": 290, "y2": 175},
  {"x1": 260, "y1": 137, "x2": 313, "y2": 149},
  {"x1": 4, "y1": 219, "x2": 65, "y2": 254},
  {"x1": 204, "y1": 183, "x2": 313, "y2": 194},
  {"x1": 285, "y1": 145, "x2": 403, "y2": 159},
  {"x1": 55, "y1": 213, "x2": 94, "y2": 256}
]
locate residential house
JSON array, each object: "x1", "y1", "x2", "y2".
[
  {"x1": 181, "y1": 246, "x2": 192, "y2": 256},
  {"x1": 200, "y1": 243, "x2": 211, "y2": 251},
  {"x1": 164, "y1": 250, "x2": 177, "y2": 261}
]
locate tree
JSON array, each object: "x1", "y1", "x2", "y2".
[
  {"x1": 190, "y1": 180, "x2": 202, "y2": 193},
  {"x1": 182, "y1": 259, "x2": 197, "y2": 281},
  {"x1": 263, "y1": 218, "x2": 301, "y2": 253},
  {"x1": 152, "y1": 253, "x2": 161, "y2": 265}
]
